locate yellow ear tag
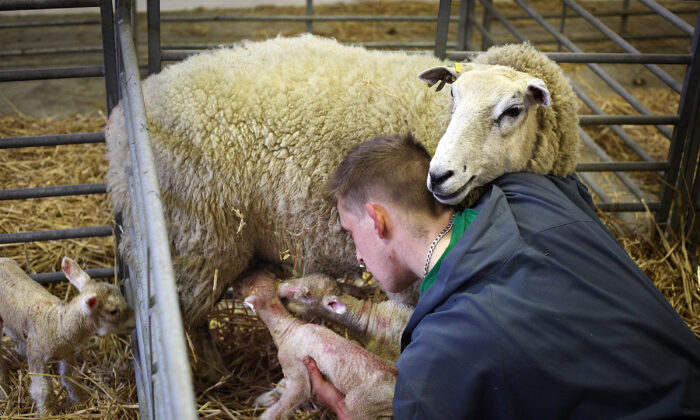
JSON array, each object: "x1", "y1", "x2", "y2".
[{"x1": 454, "y1": 62, "x2": 462, "y2": 73}]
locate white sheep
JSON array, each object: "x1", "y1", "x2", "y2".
[
  {"x1": 0, "y1": 257, "x2": 135, "y2": 413},
  {"x1": 104, "y1": 35, "x2": 580, "y2": 380},
  {"x1": 418, "y1": 42, "x2": 580, "y2": 204},
  {"x1": 240, "y1": 270, "x2": 396, "y2": 420},
  {"x1": 278, "y1": 274, "x2": 412, "y2": 362}
]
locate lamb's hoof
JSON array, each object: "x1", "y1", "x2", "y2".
[{"x1": 255, "y1": 379, "x2": 286, "y2": 407}]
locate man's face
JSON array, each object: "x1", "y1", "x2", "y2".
[{"x1": 336, "y1": 197, "x2": 411, "y2": 293}]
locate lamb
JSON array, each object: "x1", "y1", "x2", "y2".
[
  {"x1": 418, "y1": 42, "x2": 581, "y2": 204},
  {"x1": 278, "y1": 274, "x2": 412, "y2": 362},
  {"x1": 240, "y1": 270, "x2": 396, "y2": 420},
  {"x1": 0, "y1": 257, "x2": 135, "y2": 413},
  {"x1": 104, "y1": 35, "x2": 580, "y2": 381}
]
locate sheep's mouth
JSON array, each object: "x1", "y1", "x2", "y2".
[{"x1": 433, "y1": 175, "x2": 475, "y2": 203}]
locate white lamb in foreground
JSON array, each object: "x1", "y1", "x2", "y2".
[
  {"x1": 240, "y1": 271, "x2": 396, "y2": 420},
  {"x1": 278, "y1": 274, "x2": 412, "y2": 362},
  {"x1": 0, "y1": 257, "x2": 135, "y2": 413},
  {"x1": 104, "y1": 35, "x2": 580, "y2": 381}
]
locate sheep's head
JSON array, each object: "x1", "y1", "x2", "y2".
[
  {"x1": 62, "y1": 257, "x2": 136, "y2": 336},
  {"x1": 418, "y1": 63, "x2": 551, "y2": 205}
]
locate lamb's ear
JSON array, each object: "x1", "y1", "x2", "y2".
[
  {"x1": 418, "y1": 64, "x2": 466, "y2": 91},
  {"x1": 62, "y1": 257, "x2": 91, "y2": 292},
  {"x1": 80, "y1": 293, "x2": 99, "y2": 315},
  {"x1": 322, "y1": 296, "x2": 347, "y2": 315},
  {"x1": 244, "y1": 295, "x2": 259, "y2": 314},
  {"x1": 526, "y1": 78, "x2": 551, "y2": 107}
]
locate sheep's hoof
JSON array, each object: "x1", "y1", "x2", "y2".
[{"x1": 255, "y1": 388, "x2": 283, "y2": 407}]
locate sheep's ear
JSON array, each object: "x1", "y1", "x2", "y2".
[
  {"x1": 526, "y1": 78, "x2": 551, "y2": 107},
  {"x1": 80, "y1": 293, "x2": 99, "y2": 315},
  {"x1": 418, "y1": 64, "x2": 464, "y2": 92},
  {"x1": 322, "y1": 296, "x2": 347, "y2": 315},
  {"x1": 62, "y1": 257, "x2": 91, "y2": 292},
  {"x1": 244, "y1": 295, "x2": 259, "y2": 314}
]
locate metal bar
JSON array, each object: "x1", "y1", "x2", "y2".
[
  {"x1": 0, "y1": 66, "x2": 103, "y2": 82},
  {"x1": 0, "y1": 18, "x2": 100, "y2": 29},
  {"x1": 478, "y1": 0, "x2": 527, "y2": 42},
  {"x1": 596, "y1": 202, "x2": 662, "y2": 212},
  {"x1": 0, "y1": 184, "x2": 106, "y2": 200},
  {"x1": 100, "y1": 0, "x2": 119, "y2": 114},
  {"x1": 0, "y1": 0, "x2": 99, "y2": 10},
  {"x1": 468, "y1": 19, "x2": 497, "y2": 48},
  {"x1": 457, "y1": 0, "x2": 472, "y2": 51},
  {"x1": 510, "y1": 0, "x2": 673, "y2": 141},
  {"x1": 579, "y1": 129, "x2": 651, "y2": 202},
  {"x1": 620, "y1": 0, "x2": 630, "y2": 35},
  {"x1": 0, "y1": 132, "x2": 104, "y2": 148},
  {"x1": 29, "y1": 267, "x2": 115, "y2": 284},
  {"x1": 0, "y1": 46, "x2": 102, "y2": 57},
  {"x1": 577, "y1": 172, "x2": 611, "y2": 202},
  {"x1": 576, "y1": 161, "x2": 669, "y2": 172},
  {"x1": 160, "y1": 14, "x2": 456, "y2": 23},
  {"x1": 579, "y1": 115, "x2": 678, "y2": 125},
  {"x1": 306, "y1": 0, "x2": 313, "y2": 33},
  {"x1": 658, "y1": 12, "x2": 700, "y2": 224},
  {"x1": 434, "y1": 0, "x2": 452, "y2": 59},
  {"x1": 447, "y1": 51, "x2": 691, "y2": 64},
  {"x1": 558, "y1": 3, "x2": 567, "y2": 52},
  {"x1": 573, "y1": 85, "x2": 656, "y2": 163},
  {"x1": 563, "y1": 0, "x2": 682, "y2": 93},
  {"x1": 0, "y1": 226, "x2": 113, "y2": 244},
  {"x1": 118, "y1": 4, "x2": 198, "y2": 417},
  {"x1": 502, "y1": 8, "x2": 700, "y2": 22},
  {"x1": 481, "y1": 0, "x2": 494, "y2": 50},
  {"x1": 638, "y1": 0, "x2": 695, "y2": 37},
  {"x1": 148, "y1": 0, "x2": 161, "y2": 74}
]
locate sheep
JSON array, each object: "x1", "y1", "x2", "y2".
[
  {"x1": 278, "y1": 274, "x2": 413, "y2": 362},
  {"x1": 0, "y1": 257, "x2": 135, "y2": 413},
  {"x1": 240, "y1": 270, "x2": 396, "y2": 420},
  {"x1": 104, "y1": 35, "x2": 580, "y2": 381},
  {"x1": 418, "y1": 42, "x2": 581, "y2": 204}
]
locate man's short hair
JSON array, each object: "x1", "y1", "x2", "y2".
[{"x1": 325, "y1": 133, "x2": 442, "y2": 216}]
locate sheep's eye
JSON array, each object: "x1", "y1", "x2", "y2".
[
  {"x1": 496, "y1": 106, "x2": 523, "y2": 125},
  {"x1": 109, "y1": 308, "x2": 120, "y2": 316}
]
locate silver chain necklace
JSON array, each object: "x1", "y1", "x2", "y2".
[{"x1": 423, "y1": 212, "x2": 456, "y2": 277}]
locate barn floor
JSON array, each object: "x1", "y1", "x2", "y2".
[{"x1": 1, "y1": 1, "x2": 698, "y2": 418}]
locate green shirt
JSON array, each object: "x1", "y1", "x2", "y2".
[{"x1": 420, "y1": 208, "x2": 479, "y2": 293}]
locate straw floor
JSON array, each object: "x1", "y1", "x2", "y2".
[{"x1": 1, "y1": 0, "x2": 699, "y2": 417}]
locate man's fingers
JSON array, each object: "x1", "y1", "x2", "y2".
[{"x1": 303, "y1": 356, "x2": 322, "y2": 389}]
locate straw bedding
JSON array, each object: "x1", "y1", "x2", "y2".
[{"x1": 0, "y1": 1, "x2": 698, "y2": 418}]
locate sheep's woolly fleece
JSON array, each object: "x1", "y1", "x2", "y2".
[{"x1": 104, "y1": 34, "x2": 577, "y2": 326}]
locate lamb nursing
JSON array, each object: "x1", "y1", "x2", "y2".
[{"x1": 104, "y1": 35, "x2": 580, "y2": 380}]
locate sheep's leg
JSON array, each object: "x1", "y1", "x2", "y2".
[
  {"x1": 27, "y1": 351, "x2": 52, "y2": 414},
  {"x1": 344, "y1": 382, "x2": 395, "y2": 420},
  {"x1": 0, "y1": 321, "x2": 6, "y2": 400},
  {"x1": 260, "y1": 373, "x2": 310, "y2": 420},
  {"x1": 188, "y1": 323, "x2": 225, "y2": 385},
  {"x1": 59, "y1": 355, "x2": 88, "y2": 404},
  {"x1": 255, "y1": 378, "x2": 287, "y2": 407}
]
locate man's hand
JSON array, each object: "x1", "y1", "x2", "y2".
[{"x1": 303, "y1": 356, "x2": 351, "y2": 420}]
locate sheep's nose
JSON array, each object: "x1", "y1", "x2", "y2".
[{"x1": 429, "y1": 170, "x2": 454, "y2": 190}]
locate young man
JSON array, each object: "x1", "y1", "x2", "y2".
[{"x1": 305, "y1": 133, "x2": 700, "y2": 419}]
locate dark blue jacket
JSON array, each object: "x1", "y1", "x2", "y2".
[{"x1": 395, "y1": 172, "x2": 700, "y2": 419}]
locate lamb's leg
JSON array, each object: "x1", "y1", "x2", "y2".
[
  {"x1": 260, "y1": 372, "x2": 310, "y2": 420},
  {"x1": 27, "y1": 351, "x2": 53, "y2": 414},
  {"x1": 59, "y1": 355, "x2": 88, "y2": 404},
  {"x1": 255, "y1": 378, "x2": 287, "y2": 407},
  {"x1": 0, "y1": 321, "x2": 6, "y2": 400},
  {"x1": 344, "y1": 382, "x2": 395, "y2": 420}
]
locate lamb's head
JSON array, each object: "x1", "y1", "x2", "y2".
[
  {"x1": 418, "y1": 63, "x2": 551, "y2": 204},
  {"x1": 240, "y1": 271, "x2": 279, "y2": 314},
  {"x1": 62, "y1": 257, "x2": 136, "y2": 336},
  {"x1": 277, "y1": 274, "x2": 344, "y2": 314}
]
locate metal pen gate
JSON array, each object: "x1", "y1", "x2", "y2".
[{"x1": 2, "y1": 1, "x2": 699, "y2": 419}]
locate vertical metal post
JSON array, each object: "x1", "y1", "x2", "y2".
[
  {"x1": 100, "y1": 0, "x2": 118, "y2": 113},
  {"x1": 147, "y1": 0, "x2": 160, "y2": 74},
  {"x1": 620, "y1": 0, "x2": 630, "y2": 35},
  {"x1": 434, "y1": 0, "x2": 452, "y2": 59},
  {"x1": 457, "y1": 0, "x2": 474, "y2": 51},
  {"x1": 481, "y1": 0, "x2": 493, "y2": 50},
  {"x1": 558, "y1": 3, "x2": 567, "y2": 52},
  {"x1": 306, "y1": 0, "x2": 313, "y2": 33},
  {"x1": 658, "y1": 11, "x2": 700, "y2": 225}
]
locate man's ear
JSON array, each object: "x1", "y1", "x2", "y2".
[{"x1": 364, "y1": 203, "x2": 387, "y2": 239}]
